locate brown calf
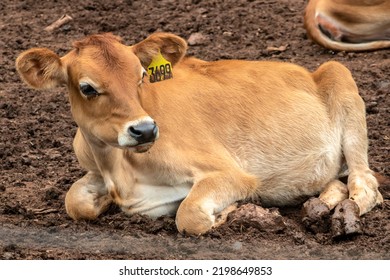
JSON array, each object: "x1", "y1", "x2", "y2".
[
  {"x1": 16, "y1": 33, "x2": 382, "y2": 236},
  {"x1": 305, "y1": 0, "x2": 390, "y2": 51}
]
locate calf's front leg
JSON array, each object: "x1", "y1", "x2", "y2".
[
  {"x1": 176, "y1": 171, "x2": 258, "y2": 235},
  {"x1": 65, "y1": 172, "x2": 112, "y2": 220}
]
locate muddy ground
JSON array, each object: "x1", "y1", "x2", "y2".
[{"x1": 0, "y1": 0, "x2": 389, "y2": 260}]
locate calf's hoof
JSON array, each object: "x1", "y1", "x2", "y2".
[
  {"x1": 331, "y1": 199, "x2": 362, "y2": 238},
  {"x1": 176, "y1": 203, "x2": 214, "y2": 236},
  {"x1": 302, "y1": 197, "x2": 331, "y2": 233},
  {"x1": 65, "y1": 189, "x2": 112, "y2": 221}
]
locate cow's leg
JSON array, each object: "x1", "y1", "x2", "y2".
[
  {"x1": 312, "y1": 62, "x2": 383, "y2": 236},
  {"x1": 65, "y1": 128, "x2": 113, "y2": 220},
  {"x1": 176, "y1": 171, "x2": 257, "y2": 235},
  {"x1": 65, "y1": 172, "x2": 112, "y2": 220},
  {"x1": 332, "y1": 82, "x2": 383, "y2": 237}
]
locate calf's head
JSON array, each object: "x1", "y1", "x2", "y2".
[{"x1": 16, "y1": 33, "x2": 187, "y2": 152}]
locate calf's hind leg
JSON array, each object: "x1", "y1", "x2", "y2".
[
  {"x1": 332, "y1": 72, "x2": 383, "y2": 236},
  {"x1": 305, "y1": 61, "x2": 383, "y2": 236}
]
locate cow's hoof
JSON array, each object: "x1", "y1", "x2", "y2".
[
  {"x1": 176, "y1": 200, "x2": 214, "y2": 236},
  {"x1": 331, "y1": 199, "x2": 362, "y2": 238},
  {"x1": 302, "y1": 197, "x2": 331, "y2": 233}
]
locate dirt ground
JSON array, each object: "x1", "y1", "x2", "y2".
[{"x1": 1, "y1": 0, "x2": 389, "y2": 260}]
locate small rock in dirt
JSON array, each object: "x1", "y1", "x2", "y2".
[
  {"x1": 187, "y1": 33, "x2": 208, "y2": 46},
  {"x1": 232, "y1": 241, "x2": 242, "y2": 251},
  {"x1": 377, "y1": 81, "x2": 390, "y2": 94},
  {"x1": 266, "y1": 44, "x2": 288, "y2": 53},
  {"x1": 223, "y1": 31, "x2": 233, "y2": 37},
  {"x1": 196, "y1": 7, "x2": 208, "y2": 14},
  {"x1": 3, "y1": 252, "x2": 14, "y2": 260},
  {"x1": 366, "y1": 101, "x2": 379, "y2": 114},
  {"x1": 228, "y1": 203, "x2": 286, "y2": 233}
]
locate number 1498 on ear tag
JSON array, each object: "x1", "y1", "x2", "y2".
[{"x1": 147, "y1": 52, "x2": 173, "y2": 83}]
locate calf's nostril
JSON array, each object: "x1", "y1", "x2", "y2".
[{"x1": 129, "y1": 126, "x2": 143, "y2": 137}]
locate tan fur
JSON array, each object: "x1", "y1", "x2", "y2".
[
  {"x1": 304, "y1": 0, "x2": 390, "y2": 51},
  {"x1": 15, "y1": 33, "x2": 382, "y2": 235}
]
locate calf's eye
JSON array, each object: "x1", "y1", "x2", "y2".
[{"x1": 79, "y1": 82, "x2": 99, "y2": 97}]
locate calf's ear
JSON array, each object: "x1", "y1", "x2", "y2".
[
  {"x1": 132, "y1": 33, "x2": 187, "y2": 68},
  {"x1": 15, "y1": 48, "x2": 67, "y2": 90}
]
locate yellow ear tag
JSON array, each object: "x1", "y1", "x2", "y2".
[{"x1": 147, "y1": 51, "x2": 173, "y2": 83}]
